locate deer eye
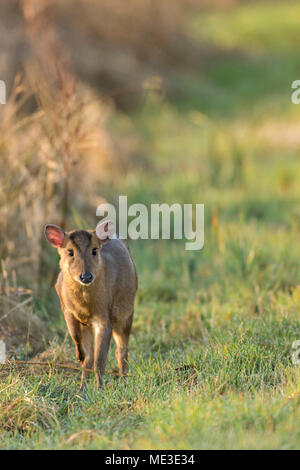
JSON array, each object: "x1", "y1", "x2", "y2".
[
  {"x1": 92, "y1": 248, "x2": 97, "y2": 256},
  {"x1": 68, "y1": 249, "x2": 74, "y2": 257}
]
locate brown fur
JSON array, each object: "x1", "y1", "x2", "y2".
[{"x1": 45, "y1": 224, "x2": 137, "y2": 389}]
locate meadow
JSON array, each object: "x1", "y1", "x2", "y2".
[{"x1": 1, "y1": 0, "x2": 300, "y2": 449}]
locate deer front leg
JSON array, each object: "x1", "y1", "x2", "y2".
[
  {"x1": 93, "y1": 322, "x2": 112, "y2": 389},
  {"x1": 79, "y1": 324, "x2": 94, "y2": 390},
  {"x1": 63, "y1": 311, "x2": 84, "y2": 363}
]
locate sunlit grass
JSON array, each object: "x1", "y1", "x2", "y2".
[{"x1": 189, "y1": 0, "x2": 300, "y2": 53}]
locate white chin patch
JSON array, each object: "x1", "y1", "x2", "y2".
[{"x1": 76, "y1": 279, "x2": 95, "y2": 286}]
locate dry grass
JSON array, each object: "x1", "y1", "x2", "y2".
[
  {"x1": 0, "y1": 0, "x2": 116, "y2": 295},
  {"x1": 0, "y1": 0, "x2": 205, "y2": 109},
  {"x1": 0, "y1": 381, "x2": 58, "y2": 435}
]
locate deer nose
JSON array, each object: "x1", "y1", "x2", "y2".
[{"x1": 79, "y1": 272, "x2": 94, "y2": 284}]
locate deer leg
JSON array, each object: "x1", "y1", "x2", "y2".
[
  {"x1": 79, "y1": 324, "x2": 94, "y2": 390},
  {"x1": 63, "y1": 311, "x2": 84, "y2": 363},
  {"x1": 93, "y1": 322, "x2": 112, "y2": 389},
  {"x1": 112, "y1": 313, "x2": 133, "y2": 376}
]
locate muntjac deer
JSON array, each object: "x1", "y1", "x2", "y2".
[{"x1": 44, "y1": 220, "x2": 137, "y2": 389}]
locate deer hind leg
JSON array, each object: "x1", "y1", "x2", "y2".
[
  {"x1": 79, "y1": 324, "x2": 94, "y2": 390},
  {"x1": 112, "y1": 313, "x2": 133, "y2": 376}
]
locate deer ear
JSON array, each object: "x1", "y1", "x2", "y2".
[
  {"x1": 95, "y1": 220, "x2": 115, "y2": 244},
  {"x1": 44, "y1": 224, "x2": 65, "y2": 248}
]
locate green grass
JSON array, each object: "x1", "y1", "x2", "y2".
[{"x1": 2, "y1": 0, "x2": 300, "y2": 449}]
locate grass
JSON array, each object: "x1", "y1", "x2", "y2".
[{"x1": 1, "y1": 0, "x2": 300, "y2": 449}]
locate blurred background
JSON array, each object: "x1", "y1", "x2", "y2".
[{"x1": 1, "y1": 0, "x2": 300, "y2": 357}]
